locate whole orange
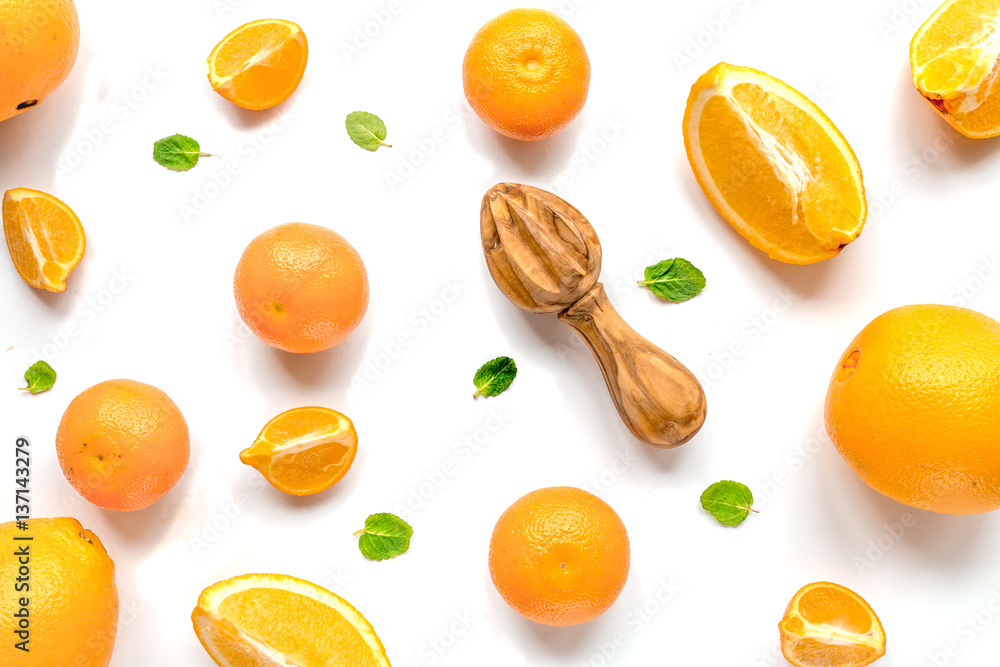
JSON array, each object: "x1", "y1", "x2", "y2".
[
  {"x1": 825, "y1": 304, "x2": 1000, "y2": 514},
  {"x1": 0, "y1": 0, "x2": 80, "y2": 122},
  {"x1": 0, "y1": 517, "x2": 118, "y2": 666},
  {"x1": 56, "y1": 379, "x2": 190, "y2": 511},
  {"x1": 462, "y1": 8, "x2": 590, "y2": 141},
  {"x1": 233, "y1": 223, "x2": 369, "y2": 353},
  {"x1": 488, "y1": 486, "x2": 629, "y2": 626}
]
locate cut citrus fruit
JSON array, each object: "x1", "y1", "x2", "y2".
[
  {"x1": 192, "y1": 573, "x2": 392, "y2": 667},
  {"x1": 683, "y1": 63, "x2": 867, "y2": 265},
  {"x1": 207, "y1": 18, "x2": 308, "y2": 111},
  {"x1": 3, "y1": 187, "x2": 86, "y2": 292},
  {"x1": 239, "y1": 407, "x2": 357, "y2": 496},
  {"x1": 779, "y1": 581, "x2": 886, "y2": 667},
  {"x1": 910, "y1": 0, "x2": 1000, "y2": 137}
]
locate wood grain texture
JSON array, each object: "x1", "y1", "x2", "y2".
[
  {"x1": 481, "y1": 183, "x2": 601, "y2": 313},
  {"x1": 480, "y1": 182, "x2": 707, "y2": 448},
  {"x1": 559, "y1": 283, "x2": 707, "y2": 448}
]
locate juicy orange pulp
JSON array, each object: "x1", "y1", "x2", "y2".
[
  {"x1": 683, "y1": 63, "x2": 866, "y2": 265},
  {"x1": 208, "y1": 19, "x2": 308, "y2": 111},
  {"x1": 192, "y1": 573, "x2": 391, "y2": 667},
  {"x1": 779, "y1": 581, "x2": 886, "y2": 667},
  {"x1": 240, "y1": 407, "x2": 358, "y2": 496},
  {"x1": 3, "y1": 187, "x2": 86, "y2": 292},
  {"x1": 911, "y1": 0, "x2": 1000, "y2": 137}
]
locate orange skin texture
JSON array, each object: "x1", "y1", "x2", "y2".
[
  {"x1": 56, "y1": 379, "x2": 190, "y2": 511},
  {"x1": 825, "y1": 304, "x2": 1000, "y2": 514},
  {"x1": 462, "y1": 8, "x2": 590, "y2": 141},
  {"x1": 233, "y1": 223, "x2": 369, "y2": 353},
  {"x1": 0, "y1": 0, "x2": 80, "y2": 122},
  {"x1": 488, "y1": 486, "x2": 630, "y2": 627},
  {"x1": 0, "y1": 517, "x2": 118, "y2": 666}
]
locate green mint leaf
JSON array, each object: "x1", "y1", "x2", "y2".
[
  {"x1": 21, "y1": 360, "x2": 56, "y2": 394},
  {"x1": 700, "y1": 480, "x2": 757, "y2": 526},
  {"x1": 638, "y1": 258, "x2": 706, "y2": 302},
  {"x1": 473, "y1": 356, "x2": 517, "y2": 398},
  {"x1": 354, "y1": 513, "x2": 413, "y2": 561},
  {"x1": 153, "y1": 134, "x2": 211, "y2": 171},
  {"x1": 345, "y1": 111, "x2": 391, "y2": 151}
]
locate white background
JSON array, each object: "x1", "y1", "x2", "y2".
[{"x1": 2, "y1": 0, "x2": 1000, "y2": 665}]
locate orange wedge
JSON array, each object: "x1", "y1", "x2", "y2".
[
  {"x1": 683, "y1": 63, "x2": 867, "y2": 265},
  {"x1": 192, "y1": 573, "x2": 392, "y2": 667},
  {"x1": 3, "y1": 187, "x2": 85, "y2": 292},
  {"x1": 911, "y1": 0, "x2": 1000, "y2": 137},
  {"x1": 239, "y1": 407, "x2": 357, "y2": 496},
  {"x1": 207, "y1": 19, "x2": 308, "y2": 111},
  {"x1": 779, "y1": 581, "x2": 887, "y2": 667}
]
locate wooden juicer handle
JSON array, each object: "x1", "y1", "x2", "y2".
[{"x1": 559, "y1": 283, "x2": 707, "y2": 448}]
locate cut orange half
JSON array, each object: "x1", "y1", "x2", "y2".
[
  {"x1": 779, "y1": 581, "x2": 887, "y2": 667},
  {"x1": 207, "y1": 18, "x2": 308, "y2": 111},
  {"x1": 683, "y1": 63, "x2": 867, "y2": 265},
  {"x1": 910, "y1": 0, "x2": 1000, "y2": 137},
  {"x1": 192, "y1": 573, "x2": 392, "y2": 667},
  {"x1": 3, "y1": 187, "x2": 86, "y2": 292},
  {"x1": 239, "y1": 407, "x2": 357, "y2": 496}
]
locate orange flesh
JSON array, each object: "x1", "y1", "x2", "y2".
[{"x1": 208, "y1": 20, "x2": 307, "y2": 111}]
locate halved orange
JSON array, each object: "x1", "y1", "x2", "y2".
[
  {"x1": 910, "y1": 0, "x2": 1000, "y2": 137},
  {"x1": 3, "y1": 187, "x2": 86, "y2": 292},
  {"x1": 239, "y1": 407, "x2": 357, "y2": 496},
  {"x1": 192, "y1": 573, "x2": 391, "y2": 667},
  {"x1": 779, "y1": 581, "x2": 887, "y2": 667},
  {"x1": 207, "y1": 19, "x2": 308, "y2": 111},
  {"x1": 683, "y1": 63, "x2": 867, "y2": 265}
]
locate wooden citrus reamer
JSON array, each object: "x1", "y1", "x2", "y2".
[{"x1": 480, "y1": 183, "x2": 707, "y2": 448}]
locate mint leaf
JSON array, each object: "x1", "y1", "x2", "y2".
[
  {"x1": 346, "y1": 111, "x2": 391, "y2": 151},
  {"x1": 354, "y1": 513, "x2": 413, "y2": 561},
  {"x1": 638, "y1": 258, "x2": 706, "y2": 302},
  {"x1": 473, "y1": 356, "x2": 517, "y2": 398},
  {"x1": 700, "y1": 480, "x2": 757, "y2": 526},
  {"x1": 153, "y1": 134, "x2": 211, "y2": 171},
  {"x1": 21, "y1": 360, "x2": 56, "y2": 394}
]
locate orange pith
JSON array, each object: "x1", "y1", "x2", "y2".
[
  {"x1": 825, "y1": 304, "x2": 1000, "y2": 514},
  {"x1": 911, "y1": 0, "x2": 1000, "y2": 137},
  {"x1": 488, "y1": 486, "x2": 630, "y2": 627},
  {"x1": 233, "y1": 222, "x2": 369, "y2": 353},
  {"x1": 683, "y1": 63, "x2": 867, "y2": 265},
  {"x1": 192, "y1": 573, "x2": 391, "y2": 667},
  {"x1": 779, "y1": 581, "x2": 886, "y2": 667},
  {"x1": 3, "y1": 187, "x2": 86, "y2": 292},
  {"x1": 56, "y1": 379, "x2": 190, "y2": 511},
  {"x1": 239, "y1": 407, "x2": 358, "y2": 496},
  {"x1": 462, "y1": 9, "x2": 590, "y2": 141},
  {"x1": 207, "y1": 18, "x2": 308, "y2": 111},
  {"x1": 0, "y1": 0, "x2": 80, "y2": 122}
]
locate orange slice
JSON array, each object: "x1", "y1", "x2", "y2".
[
  {"x1": 3, "y1": 187, "x2": 86, "y2": 292},
  {"x1": 779, "y1": 581, "x2": 887, "y2": 667},
  {"x1": 192, "y1": 573, "x2": 392, "y2": 667},
  {"x1": 683, "y1": 63, "x2": 867, "y2": 265},
  {"x1": 910, "y1": 0, "x2": 1000, "y2": 137},
  {"x1": 239, "y1": 407, "x2": 357, "y2": 496},
  {"x1": 207, "y1": 19, "x2": 308, "y2": 111}
]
